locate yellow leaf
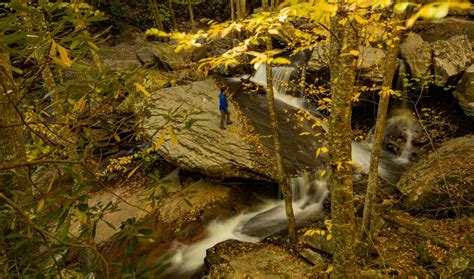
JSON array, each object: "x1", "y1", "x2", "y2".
[
  {"x1": 272, "y1": 57, "x2": 291, "y2": 65},
  {"x1": 75, "y1": 208, "x2": 87, "y2": 224},
  {"x1": 127, "y1": 161, "x2": 143, "y2": 179},
  {"x1": 50, "y1": 40, "x2": 57, "y2": 57},
  {"x1": 87, "y1": 41, "x2": 100, "y2": 52},
  {"x1": 320, "y1": 170, "x2": 326, "y2": 177},
  {"x1": 326, "y1": 234, "x2": 333, "y2": 240},
  {"x1": 114, "y1": 134, "x2": 121, "y2": 142},
  {"x1": 37, "y1": 199, "x2": 45, "y2": 211},
  {"x1": 299, "y1": 132, "x2": 310, "y2": 136},
  {"x1": 349, "y1": 50, "x2": 359, "y2": 56},
  {"x1": 268, "y1": 29, "x2": 279, "y2": 35},
  {"x1": 320, "y1": 147, "x2": 328, "y2": 153},
  {"x1": 154, "y1": 130, "x2": 167, "y2": 151},
  {"x1": 47, "y1": 177, "x2": 54, "y2": 193},
  {"x1": 57, "y1": 44, "x2": 72, "y2": 67},
  {"x1": 337, "y1": 162, "x2": 342, "y2": 170},
  {"x1": 134, "y1": 82, "x2": 151, "y2": 97},
  {"x1": 169, "y1": 126, "x2": 178, "y2": 145},
  {"x1": 322, "y1": 98, "x2": 332, "y2": 103},
  {"x1": 353, "y1": 15, "x2": 367, "y2": 24},
  {"x1": 325, "y1": 264, "x2": 334, "y2": 273}
]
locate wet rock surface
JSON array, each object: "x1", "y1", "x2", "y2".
[{"x1": 397, "y1": 135, "x2": 474, "y2": 214}]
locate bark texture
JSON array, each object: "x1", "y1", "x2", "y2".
[
  {"x1": 328, "y1": 4, "x2": 358, "y2": 277},
  {"x1": 362, "y1": 15, "x2": 403, "y2": 236},
  {"x1": 265, "y1": 37, "x2": 296, "y2": 243},
  {"x1": 0, "y1": 53, "x2": 29, "y2": 191}
]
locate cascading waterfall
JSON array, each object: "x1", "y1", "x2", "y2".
[
  {"x1": 249, "y1": 64, "x2": 310, "y2": 110},
  {"x1": 163, "y1": 171, "x2": 329, "y2": 278}
]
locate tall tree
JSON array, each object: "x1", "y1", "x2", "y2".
[
  {"x1": 265, "y1": 36, "x2": 297, "y2": 243},
  {"x1": 328, "y1": 1, "x2": 358, "y2": 276},
  {"x1": 361, "y1": 14, "x2": 404, "y2": 236}
]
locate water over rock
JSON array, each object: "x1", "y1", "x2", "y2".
[
  {"x1": 204, "y1": 240, "x2": 317, "y2": 277},
  {"x1": 136, "y1": 79, "x2": 277, "y2": 180},
  {"x1": 397, "y1": 135, "x2": 474, "y2": 214},
  {"x1": 454, "y1": 64, "x2": 474, "y2": 120}
]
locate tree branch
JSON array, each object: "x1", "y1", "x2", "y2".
[{"x1": 0, "y1": 160, "x2": 82, "y2": 171}]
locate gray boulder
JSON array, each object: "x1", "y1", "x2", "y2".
[
  {"x1": 136, "y1": 79, "x2": 276, "y2": 180},
  {"x1": 307, "y1": 44, "x2": 386, "y2": 83},
  {"x1": 397, "y1": 135, "x2": 474, "y2": 214},
  {"x1": 205, "y1": 240, "x2": 318, "y2": 278},
  {"x1": 358, "y1": 46, "x2": 386, "y2": 82},
  {"x1": 136, "y1": 42, "x2": 187, "y2": 71},
  {"x1": 400, "y1": 33, "x2": 432, "y2": 77},
  {"x1": 431, "y1": 35, "x2": 471, "y2": 83},
  {"x1": 454, "y1": 64, "x2": 474, "y2": 120}
]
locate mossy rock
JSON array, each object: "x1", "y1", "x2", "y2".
[{"x1": 397, "y1": 135, "x2": 474, "y2": 215}]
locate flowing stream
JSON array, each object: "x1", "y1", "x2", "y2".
[{"x1": 161, "y1": 64, "x2": 420, "y2": 277}]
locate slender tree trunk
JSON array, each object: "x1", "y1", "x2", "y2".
[
  {"x1": 265, "y1": 36, "x2": 296, "y2": 243},
  {"x1": 361, "y1": 14, "x2": 403, "y2": 236},
  {"x1": 240, "y1": 0, "x2": 246, "y2": 18},
  {"x1": 328, "y1": 3, "x2": 358, "y2": 276},
  {"x1": 230, "y1": 0, "x2": 235, "y2": 21},
  {"x1": 0, "y1": 52, "x2": 29, "y2": 192},
  {"x1": 167, "y1": 0, "x2": 177, "y2": 30},
  {"x1": 262, "y1": 0, "x2": 269, "y2": 12},
  {"x1": 236, "y1": 0, "x2": 241, "y2": 20},
  {"x1": 150, "y1": 0, "x2": 165, "y2": 31},
  {"x1": 188, "y1": 0, "x2": 195, "y2": 32}
]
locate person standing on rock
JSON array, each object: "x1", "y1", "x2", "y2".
[{"x1": 219, "y1": 86, "x2": 233, "y2": 129}]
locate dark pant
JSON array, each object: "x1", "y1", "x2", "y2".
[{"x1": 220, "y1": 110, "x2": 231, "y2": 128}]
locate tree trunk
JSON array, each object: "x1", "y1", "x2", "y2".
[
  {"x1": 262, "y1": 0, "x2": 269, "y2": 12},
  {"x1": 236, "y1": 0, "x2": 241, "y2": 20},
  {"x1": 265, "y1": 36, "x2": 297, "y2": 243},
  {"x1": 188, "y1": 0, "x2": 196, "y2": 32},
  {"x1": 240, "y1": 0, "x2": 246, "y2": 18},
  {"x1": 230, "y1": 0, "x2": 235, "y2": 21},
  {"x1": 150, "y1": 0, "x2": 165, "y2": 31},
  {"x1": 167, "y1": 0, "x2": 177, "y2": 30},
  {"x1": 0, "y1": 52, "x2": 29, "y2": 192},
  {"x1": 328, "y1": 3, "x2": 358, "y2": 276},
  {"x1": 361, "y1": 14, "x2": 403, "y2": 236}
]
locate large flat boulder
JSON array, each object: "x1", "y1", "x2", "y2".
[
  {"x1": 137, "y1": 79, "x2": 276, "y2": 180},
  {"x1": 397, "y1": 135, "x2": 474, "y2": 214},
  {"x1": 454, "y1": 64, "x2": 474, "y2": 120}
]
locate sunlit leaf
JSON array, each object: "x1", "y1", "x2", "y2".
[
  {"x1": 169, "y1": 126, "x2": 178, "y2": 145},
  {"x1": 134, "y1": 82, "x2": 151, "y2": 97},
  {"x1": 154, "y1": 130, "x2": 167, "y2": 151}
]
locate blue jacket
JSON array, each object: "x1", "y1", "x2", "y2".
[{"x1": 219, "y1": 91, "x2": 228, "y2": 111}]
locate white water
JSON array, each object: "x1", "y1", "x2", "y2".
[
  {"x1": 249, "y1": 64, "x2": 309, "y2": 110},
  {"x1": 163, "y1": 171, "x2": 329, "y2": 278}
]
